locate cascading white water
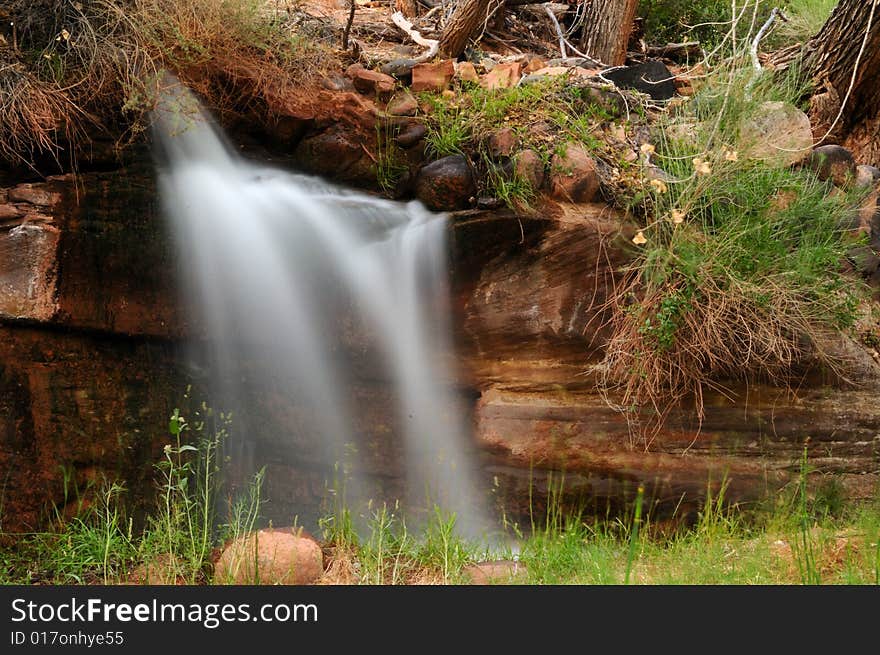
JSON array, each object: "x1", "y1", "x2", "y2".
[{"x1": 153, "y1": 83, "x2": 490, "y2": 539}]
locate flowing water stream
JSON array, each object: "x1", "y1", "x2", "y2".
[{"x1": 153, "y1": 82, "x2": 491, "y2": 540}]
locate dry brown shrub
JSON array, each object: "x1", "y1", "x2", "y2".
[
  {"x1": 0, "y1": 61, "x2": 87, "y2": 168},
  {"x1": 598, "y1": 266, "x2": 844, "y2": 448},
  {"x1": 1, "y1": 0, "x2": 336, "y2": 166},
  {"x1": 316, "y1": 546, "x2": 360, "y2": 585}
]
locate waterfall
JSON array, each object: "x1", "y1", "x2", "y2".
[{"x1": 152, "y1": 82, "x2": 490, "y2": 540}]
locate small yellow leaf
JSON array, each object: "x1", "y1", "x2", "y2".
[
  {"x1": 632, "y1": 230, "x2": 647, "y2": 245},
  {"x1": 670, "y1": 209, "x2": 685, "y2": 225},
  {"x1": 692, "y1": 157, "x2": 712, "y2": 175},
  {"x1": 649, "y1": 178, "x2": 668, "y2": 194},
  {"x1": 724, "y1": 149, "x2": 738, "y2": 162},
  {"x1": 61, "y1": 29, "x2": 70, "y2": 41},
  {"x1": 640, "y1": 143, "x2": 655, "y2": 155}
]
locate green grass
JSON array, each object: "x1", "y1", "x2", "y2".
[
  {"x1": 3, "y1": 451, "x2": 879, "y2": 585},
  {"x1": 304, "y1": 454, "x2": 880, "y2": 586}
]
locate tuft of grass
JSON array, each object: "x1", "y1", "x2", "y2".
[
  {"x1": 414, "y1": 506, "x2": 473, "y2": 583},
  {"x1": 0, "y1": 63, "x2": 87, "y2": 170},
  {"x1": 624, "y1": 485, "x2": 645, "y2": 584},
  {"x1": 44, "y1": 482, "x2": 135, "y2": 584},
  {"x1": 375, "y1": 122, "x2": 408, "y2": 196}
]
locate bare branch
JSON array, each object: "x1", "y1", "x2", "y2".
[
  {"x1": 750, "y1": 7, "x2": 786, "y2": 70},
  {"x1": 342, "y1": 0, "x2": 357, "y2": 51},
  {"x1": 542, "y1": 3, "x2": 567, "y2": 58},
  {"x1": 391, "y1": 10, "x2": 440, "y2": 62}
]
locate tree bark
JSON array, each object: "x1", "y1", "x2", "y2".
[
  {"x1": 438, "y1": 0, "x2": 492, "y2": 58},
  {"x1": 806, "y1": 0, "x2": 880, "y2": 165},
  {"x1": 579, "y1": 0, "x2": 639, "y2": 67}
]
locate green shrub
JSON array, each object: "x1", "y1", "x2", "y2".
[{"x1": 601, "y1": 63, "x2": 868, "y2": 440}]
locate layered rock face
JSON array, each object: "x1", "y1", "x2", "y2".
[
  {"x1": 453, "y1": 205, "x2": 880, "y2": 521},
  {"x1": 1, "y1": 166, "x2": 878, "y2": 532}
]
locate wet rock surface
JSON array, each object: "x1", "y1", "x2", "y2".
[
  {"x1": 1, "y1": 170, "x2": 879, "y2": 533},
  {"x1": 415, "y1": 155, "x2": 476, "y2": 210}
]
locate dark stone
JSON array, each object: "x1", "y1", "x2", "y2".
[
  {"x1": 411, "y1": 60, "x2": 455, "y2": 93},
  {"x1": 395, "y1": 123, "x2": 428, "y2": 149},
  {"x1": 380, "y1": 58, "x2": 418, "y2": 80},
  {"x1": 807, "y1": 145, "x2": 857, "y2": 186},
  {"x1": 847, "y1": 245, "x2": 880, "y2": 277},
  {"x1": 549, "y1": 144, "x2": 600, "y2": 203},
  {"x1": 602, "y1": 60, "x2": 676, "y2": 101},
  {"x1": 856, "y1": 165, "x2": 880, "y2": 189},
  {"x1": 349, "y1": 69, "x2": 396, "y2": 97},
  {"x1": 386, "y1": 91, "x2": 418, "y2": 117},
  {"x1": 272, "y1": 115, "x2": 311, "y2": 148},
  {"x1": 295, "y1": 130, "x2": 374, "y2": 185},
  {"x1": 415, "y1": 155, "x2": 475, "y2": 211}
]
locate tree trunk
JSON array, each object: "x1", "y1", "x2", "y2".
[
  {"x1": 579, "y1": 0, "x2": 639, "y2": 67},
  {"x1": 438, "y1": 0, "x2": 492, "y2": 58},
  {"x1": 806, "y1": 0, "x2": 880, "y2": 165}
]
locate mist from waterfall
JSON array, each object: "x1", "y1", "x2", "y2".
[{"x1": 152, "y1": 83, "x2": 490, "y2": 540}]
